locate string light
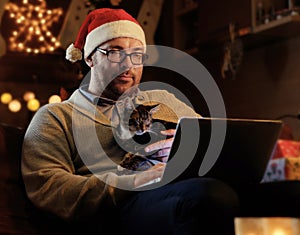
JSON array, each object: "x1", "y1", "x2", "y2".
[
  {"x1": 23, "y1": 91, "x2": 35, "y2": 102},
  {"x1": 8, "y1": 99, "x2": 22, "y2": 113},
  {"x1": 5, "y1": 0, "x2": 63, "y2": 54},
  {"x1": 27, "y1": 98, "x2": 40, "y2": 112},
  {"x1": 1, "y1": 91, "x2": 62, "y2": 113},
  {"x1": 0, "y1": 92, "x2": 13, "y2": 104},
  {"x1": 48, "y1": 95, "x2": 61, "y2": 104}
]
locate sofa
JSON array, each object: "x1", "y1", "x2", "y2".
[
  {"x1": 1, "y1": 122, "x2": 300, "y2": 234},
  {"x1": 0, "y1": 123, "x2": 111, "y2": 235}
]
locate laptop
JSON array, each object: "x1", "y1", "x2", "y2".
[{"x1": 136, "y1": 117, "x2": 283, "y2": 190}]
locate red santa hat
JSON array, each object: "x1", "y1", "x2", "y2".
[{"x1": 66, "y1": 8, "x2": 146, "y2": 63}]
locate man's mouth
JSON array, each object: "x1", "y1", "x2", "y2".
[{"x1": 116, "y1": 74, "x2": 133, "y2": 83}]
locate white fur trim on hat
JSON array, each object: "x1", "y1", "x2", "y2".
[
  {"x1": 84, "y1": 20, "x2": 146, "y2": 59},
  {"x1": 65, "y1": 43, "x2": 83, "y2": 62}
]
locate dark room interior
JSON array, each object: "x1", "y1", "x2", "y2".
[{"x1": 1, "y1": 0, "x2": 300, "y2": 234}]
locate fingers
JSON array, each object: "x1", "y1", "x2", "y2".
[
  {"x1": 151, "y1": 162, "x2": 166, "y2": 169},
  {"x1": 134, "y1": 163, "x2": 165, "y2": 187},
  {"x1": 154, "y1": 156, "x2": 168, "y2": 163},
  {"x1": 160, "y1": 129, "x2": 176, "y2": 136},
  {"x1": 151, "y1": 149, "x2": 170, "y2": 160},
  {"x1": 144, "y1": 137, "x2": 174, "y2": 153}
]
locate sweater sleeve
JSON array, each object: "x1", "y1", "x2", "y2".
[{"x1": 21, "y1": 105, "x2": 135, "y2": 221}]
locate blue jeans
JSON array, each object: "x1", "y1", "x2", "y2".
[{"x1": 119, "y1": 178, "x2": 239, "y2": 235}]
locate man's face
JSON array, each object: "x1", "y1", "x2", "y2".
[{"x1": 88, "y1": 37, "x2": 145, "y2": 100}]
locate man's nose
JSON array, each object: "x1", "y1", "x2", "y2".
[{"x1": 119, "y1": 55, "x2": 133, "y2": 69}]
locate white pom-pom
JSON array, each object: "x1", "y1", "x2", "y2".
[{"x1": 65, "y1": 43, "x2": 82, "y2": 62}]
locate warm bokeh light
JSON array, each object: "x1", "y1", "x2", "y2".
[
  {"x1": 23, "y1": 91, "x2": 35, "y2": 101},
  {"x1": 27, "y1": 98, "x2": 40, "y2": 111},
  {"x1": 5, "y1": 0, "x2": 63, "y2": 54},
  {"x1": 48, "y1": 95, "x2": 61, "y2": 104},
  {"x1": 272, "y1": 229, "x2": 285, "y2": 235},
  {"x1": 8, "y1": 99, "x2": 22, "y2": 112},
  {"x1": 1, "y1": 92, "x2": 13, "y2": 104},
  {"x1": 235, "y1": 217, "x2": 299, "y2": 235}
]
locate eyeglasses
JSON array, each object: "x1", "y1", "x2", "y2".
[{"x1": 96, "y1": 48, "x2": 148, "y2": 65}]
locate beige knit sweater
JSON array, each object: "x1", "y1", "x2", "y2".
[{"x1": 21, "y1": 89, "x2": 199, "y2": 221}]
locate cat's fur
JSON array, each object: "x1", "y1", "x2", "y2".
[{"x1": 117, "y1": 104, "x2": 174, "y2": 174}]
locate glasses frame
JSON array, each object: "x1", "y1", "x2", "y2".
[{"x1": 96, "y1": 48, "x2": 148, "y2": 65}]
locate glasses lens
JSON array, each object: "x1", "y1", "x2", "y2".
[
  {"x1": 131, "y1": 53, "x2": 148, "y2": 65},
  {"x1": 107, "y1": 50, "x2": 147, "y2": 64},
  {"x1": 130, "y1": 53, "x2": 143, "y2": 65},
  {"x1": 108, "y1": 50, "x2": 124, "y2": 62}
]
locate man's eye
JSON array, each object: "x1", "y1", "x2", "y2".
[
  {"x1": 110, "y1": 50, "x2": 122, "y2": 56},
  {"x1": 132, "y1": 53, "x2": 142, "y2": 59}
]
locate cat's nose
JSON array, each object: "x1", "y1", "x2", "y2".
[{"x1": 136, "y1": 130, "x2": 144, "y2": 135}]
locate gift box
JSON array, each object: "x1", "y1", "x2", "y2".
[
  {"x1": 262, "y1": 157, "x2": 300, "y2": 182},
  {"x1": 271, "y1": 139, "x2": 300, "y2": 159}
]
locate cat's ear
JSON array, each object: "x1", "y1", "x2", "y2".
[{"x1": 149, "y1": 104, "x2": 160, "y2": 114}]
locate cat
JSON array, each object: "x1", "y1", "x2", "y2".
[{"x1": 117, "y1": 104, "x2": 174, "y2": 174}]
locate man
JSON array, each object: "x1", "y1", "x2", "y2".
[{"x1": 22, "y1": 8, "x2": 238, "y2": 234}]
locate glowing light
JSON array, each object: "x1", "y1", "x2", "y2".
[
  {"x1": 4, "y1": 0, "x2": 63, "y2": 54},
  {"x1": 27, "y1": 98, "x2": 40, "y2": 112},
  {"x1": 1, "y1": 92, "x2": 13, "y2": 104},
  {"x1": 18, "y1": 43, "x2": 24, "y2": 49},
  {"x1": 272, "y1": 229, "x2": 285, "y2": 235},
  {"x1": 23, "y1": 91, "x2": 35, "y2": 101},
  {"x1": 8, "y1": 99, "x2": 22, "y2": 112},
  {"x1": 11, "y1": 43, "x2": 17, "y2": 49},
  {"x1": 48, "y1": 95, "x2": 61, "y2": 104}
]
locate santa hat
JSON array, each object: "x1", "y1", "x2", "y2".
[{"x1": 66, "y1": 8, "x2": 146, "y2": 63}]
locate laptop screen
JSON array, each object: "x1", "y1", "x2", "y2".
[{"x1": 163, "y1": 117, "x2": 283, "y2": 187}]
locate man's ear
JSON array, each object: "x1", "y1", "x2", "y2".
[{"x1": 85, "y1": 57, "x2": 93, "y2": 67}]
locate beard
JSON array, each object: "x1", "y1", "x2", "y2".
[
  {"x1": 89, "y1": 58, "x2": 142, "y2": 100},
  {"x1": 95, "y1": 71, "x2": 140, "y2": 100}
]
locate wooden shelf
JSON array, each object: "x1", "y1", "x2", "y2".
[
  {"x1": 252, "y1": 14, "x2": 300, "y2": 35},
  {"x1": 172, "y1": 0, "x2": 300, "y2": 55},
  {"x1": 238, "y1": 15, "x2": 300, "y2": 48}
]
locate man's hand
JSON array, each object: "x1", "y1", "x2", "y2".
[
  {"x1": 133, "y1": 129, "x2": 175, "y2": 188},
  {"x1": 134, "y1": 163, "x2": 165, "y2": 188},
  {"x1": 144, "y1": 129, "x2": 176, "y2": 163}
]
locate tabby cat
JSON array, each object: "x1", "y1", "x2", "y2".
[{"x1": 118, "y1": 104, "x2": 172, "y2": 174}]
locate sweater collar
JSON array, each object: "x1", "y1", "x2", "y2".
[{"x1": 79, "y1": 84, "x2": 141, "y2": 106}]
